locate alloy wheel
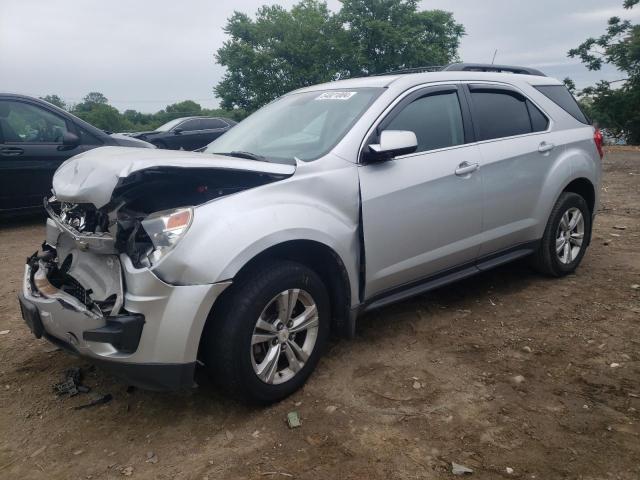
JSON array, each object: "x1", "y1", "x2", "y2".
[
  {"x1": 556, "y1": 207, "x2": 585, "y2": 264},
  {"x1": 250, "y1": 289, "x2": 319, "y2": 385}
]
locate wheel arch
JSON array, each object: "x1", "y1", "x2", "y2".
[
  {"x1": 198, "y1": 239, "x2": 354, "y2": 363},
  {"x1": 562, "y1": 177, "x2": 595, "y2": 214}
]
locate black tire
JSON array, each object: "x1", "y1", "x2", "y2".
[
  {"x1": 531, "y1": 192, "x2": 591, "y2": 277},
  {"x1": 202, "y1": 260, "x2": 330, "y2": 404}
]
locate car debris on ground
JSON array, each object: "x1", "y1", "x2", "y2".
[
  {"x1": 53, "y1": 367, "x2": 90, "y2": 396},
  {"x1": 286, "y1": 411, "x2": 301, "y2": 429},
  {"x1": 74, "y1": 393, "x2": 113, "y2": 410},
  {"x1": 451, "y1": 462, "x2": 474, "y2": 475}
]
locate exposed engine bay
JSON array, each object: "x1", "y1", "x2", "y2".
[
  {"x1": 29, "y1": 164, "x2": 293, "y2": 324},
  {"x1": 47, "y1": 166, "x2": 291, "y2": 268}
]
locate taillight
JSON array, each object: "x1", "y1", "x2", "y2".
[{"x1": 593, "y1": 128, "x2": 604, "y2": 160}]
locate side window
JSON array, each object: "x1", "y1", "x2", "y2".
[
  {"x1": 77, "y1": 127, "x2": 103, "y2": 145},
  {"x1": 535, "y1": 85, "x2": 589, "y2": 124},
  {"x1": 470, "y1": 89, "x2": 533, "y2": 141},
  {"x1": 179, "y1": 119, "x2": 202, "y2": 131},
  {"x1": 526, "y1": 100, "x2": 549, "y2": 132},
  {"x1": 385, "y1": 91, "x2": 465, "y2": 153},
  {"x1": 0, "y1": 100, "x2": 69, "y2": 143},
  {"x1": 201, "y1": 118, "x2": 228, "y2": 129}
]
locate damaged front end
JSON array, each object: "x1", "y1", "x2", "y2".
[{"x1": 18, "y1": 149, "x2": 294, "y2": 389}]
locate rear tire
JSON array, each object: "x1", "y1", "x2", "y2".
[
  {"x1": 202, "y1": 260, "x2": 330, "y2": 404},
  {"x1": 531, "y1": 192, "x2": 591, "y2": 277}
]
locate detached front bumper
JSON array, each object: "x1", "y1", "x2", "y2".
[{"x1": 19, "y1": 218, "x2": 231, "y2": 390}]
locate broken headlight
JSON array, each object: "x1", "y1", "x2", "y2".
[{"x1": 141, "y1": 207, "x2": 193, "y2": 265}]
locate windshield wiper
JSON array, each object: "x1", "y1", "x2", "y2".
[{"x1": 213, "y1": 151, "x2": 268, "y2": 162}]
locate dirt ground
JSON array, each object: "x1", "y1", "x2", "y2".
[{"x1": 0, "y1": 148, "x2": 639, "y2": 480}]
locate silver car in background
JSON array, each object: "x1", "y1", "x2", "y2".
[{"x1": 18, "y1": 63, "x2": 603, "y2": 403}]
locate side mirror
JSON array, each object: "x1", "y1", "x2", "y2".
[
  {"x1": 62, "y1": 131, "x2": 80, "y2": 147},
  {"x1": 173, "y1": 128, "x2": 183, "y2": 135},
  {"x1": 365, "y1": 130, "x2": 418, "y2": 162}
]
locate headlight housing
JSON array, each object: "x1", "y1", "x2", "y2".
[{"x1": 141, "y1": 207, "x2": 193, "y2": 265}]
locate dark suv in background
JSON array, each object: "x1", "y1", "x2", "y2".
[
  {"x1": 126, "y1": 116, "x2": 236, "y2": 150},
  {"x1": 0, "y1": 93, "x2": 152, "y2": 215}
]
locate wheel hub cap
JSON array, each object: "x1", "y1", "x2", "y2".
[
  {"x1": 555, "y1": 207, "x2": 585, "y2": 264},
  {"x1": 250, "y1": 289, "x2": 319, "y2": 385}
]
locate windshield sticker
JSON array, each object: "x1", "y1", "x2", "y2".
[{"x1": 315, "y1": 91, "x2": 357, "y2": 101}]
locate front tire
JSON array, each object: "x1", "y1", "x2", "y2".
[
  {"x1": 531, "y1": 192, "x2": 591, "y2": 277},
  {"x1": 202, "y1": 260, "x2": 330, "y2": 404}
]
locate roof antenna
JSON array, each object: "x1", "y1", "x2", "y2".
[{"x1": 491, "y1": 49, "x2": 498, "y2": 65}]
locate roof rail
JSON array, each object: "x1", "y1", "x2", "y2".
[
  {"x1": 442, "y1": 62, "x2": 546, "y2": 77},
  {"x1": 371, "y1": 65, "x2": 445, "y2": 76}
]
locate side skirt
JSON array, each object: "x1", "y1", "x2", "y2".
[{"x1": 360, "y1": 240, "x2": 539, "y2": 313}]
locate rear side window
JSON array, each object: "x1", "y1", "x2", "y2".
[
  {"x1": 385, "y1": 91, "x2": 465, "y2": 153},
  {"x1": 535, "y1": 85, "x2": 589, "y2": 124},
  {"x1": 526, "y1": 100, "x2": 549, "y2": 132},
  {"x1": 470, "y1": 89, "x2": 532, "y2": 141},
  {"x1": 201, "y1": 118, "x2": 228, "y2": 129}
]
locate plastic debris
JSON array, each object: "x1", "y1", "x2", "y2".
[
  {"x1": 145, "y1": 451, "x2": 158, "y2": 464},
  {"x1": 0, "y1": 330, "x2": 10, "y2": 335},
  {"x1": 451, "y1": 462, "x2": 473, "y2": 475},
  {"x1": 325, "y1": 405, "x2": 337, "y2": 414},
  {"x1": 286, "y1": 411, "x2": 301, "y2": 429},
  {"x1": 74, "y1": 393, "x2": 113, "y2": 410},
  {"x1": 506, "y1": 466, "x2": 514, "y2": 474},
  {"x1": 53, "y1": 367, "x2": 90, "y2": 396}
]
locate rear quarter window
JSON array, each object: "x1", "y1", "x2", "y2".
[{"x1": 534, "y1": 85, "x2": 589, "y2": 124}]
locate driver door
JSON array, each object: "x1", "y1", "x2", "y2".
[{"x1": 358, "y1": 85, "x2": 484, "y2": 299}]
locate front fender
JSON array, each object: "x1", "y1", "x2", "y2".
[{"x1": 153, "y1": 158, "x2": 361, "y2": 306}]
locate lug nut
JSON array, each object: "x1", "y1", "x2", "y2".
[
  {"x1": 277, "y1": 323, "x2": 284, "y2": 331},
  {"x1": 272, "y1": 338, "x2": 278, "y2": 346},
  {"x1": 287, "y1": 321, "x2": 293, "y2": 328}
]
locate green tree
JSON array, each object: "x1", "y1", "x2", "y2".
[
  {"x1": 165, "y1": 100, "x2": 202, "y2": 116},
  {"x1": 40, "y1": 94, "x2": 66, "y2": 110},
  {"x1": 74, "y1": 103, "x2": 131, "y2": 132},
  {"x1": 568, "y1": 0, "x2": 640, "y2": 143},
  {"x1": 214, "y1": 0, "x2": 464, "y2": 112},
  {"x1": 339, "y1": 0, "x2": 464, "y2": 76}
]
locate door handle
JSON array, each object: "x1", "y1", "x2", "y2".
[
  {"x1": 538, "y1": 141, "x2": 555, "y2": 153},
  {"x1": 0, "y1": 147, "x2": 24, "y2": 156},
  {"x1": 455, "y1": 161, "x2": 479, "y2": 176}
]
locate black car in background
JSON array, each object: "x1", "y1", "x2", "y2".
[
  {"x1": 128, "y1": 116, "x2": 236, "y2": 150},
  {"x1": 0, "y1": 93, "x2": 153, "y2": 215}
]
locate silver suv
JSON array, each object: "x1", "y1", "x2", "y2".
[{"x1": 18, "y1": 64, "x2": 603, "y2": 403}]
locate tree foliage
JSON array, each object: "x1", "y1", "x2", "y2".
[
  {"x1": 42, "y1": 93, "x2": 244, "y2": 133},
  {"x1": 568, "y1": 0, "x2": 640, "y2": 143},
  {"x1": 40, "y1": 94, "x2": 66, "y2": 109},
  {"x1": 214, "y1": 0, "x2": 464, "y2": 111}
]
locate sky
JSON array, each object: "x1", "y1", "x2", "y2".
[{"x1": 1, "y1": 0, "x2": 637, "y2": 113}]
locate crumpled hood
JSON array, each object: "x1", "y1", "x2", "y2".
[{"x1": 52, "y1": 146, "x2": 296, "y2": 208}]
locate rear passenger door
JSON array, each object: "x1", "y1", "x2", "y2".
[
  {"x1": 359, "y1": 85, "x2": 484, "y2": 299},
  {"x1": 465, "y1": 84, "x2": 560, "y2": 256}
]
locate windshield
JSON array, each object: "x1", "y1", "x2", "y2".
[
  {"x1": 155, "y1": 118, "x2": 184, "y2": 132},
  {"x1": 204, "y1": 88, "x2": 382, "y2": 162}
]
